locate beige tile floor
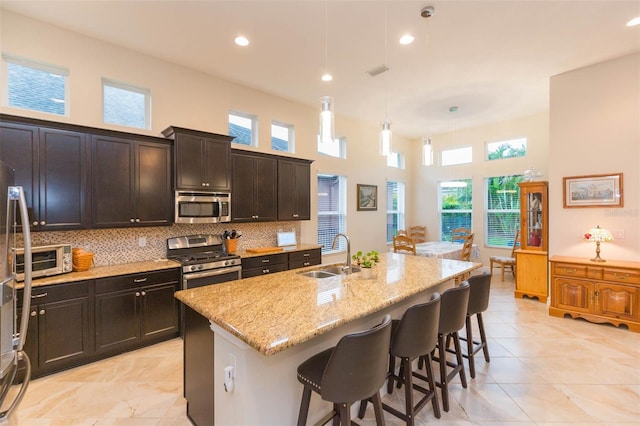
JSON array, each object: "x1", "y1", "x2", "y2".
[{"x1": 5, "y1": 274, "x2": 640, "y2": 425}]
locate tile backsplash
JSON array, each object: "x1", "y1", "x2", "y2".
[{"x1": 20, "y1": 222, "x2": 301, "y2": 266}]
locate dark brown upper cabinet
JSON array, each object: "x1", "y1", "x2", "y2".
[
  {"x1": 278, "y1": 158, "x2": 312, "y2": 221},
  {"x1": 0, "y1": 116, "x2": 90, "y2": 231},
  {"x1": 231, "y1": 151, "x2": 277, "y2": 222},
  {"x1": 162, "y1": 126, "x2": 233, "y2": 192},
  {"x1": 91, "y1": 134, "x2": 172, "y2": 228}
]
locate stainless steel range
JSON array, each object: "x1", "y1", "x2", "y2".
[{"x1": 167, "y1": 234, "x2": 241, "y2": 290}]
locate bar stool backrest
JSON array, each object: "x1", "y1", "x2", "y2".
[
  {"x1": 467, "y1": 272, "x2": 491, "y2": 315},
  {"x1": 391, "y1": 293, "x2": 441, "y2": 358},
  {"x1": 438, "y1": 282, "x2": 470, "y2": 335},
  {"x1": 321, "y1": 315, "x2": 392, "y2": 403}
]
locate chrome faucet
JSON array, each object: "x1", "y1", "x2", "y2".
[{"x1": 332, "y1": 233, "x2": 351, "y2": 274}]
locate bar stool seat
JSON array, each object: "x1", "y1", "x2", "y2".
[{"x1": 296, "y1": 315, "x2": 392, "y2": 426}]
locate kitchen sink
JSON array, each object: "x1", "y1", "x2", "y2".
[
  {"x1": 298, "y1": 265, "x2": 362, "y2": 279},
  {"x1": 298, "y1": 270, "x2": 337, "y2": 279}
]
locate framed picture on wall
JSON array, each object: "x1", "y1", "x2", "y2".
[
  {"x1": 563, "y1": 173, "x2": 623, "y2": 208},
  {"x1": 357, "y1": 184, "x2": 377, "y2": 211}
]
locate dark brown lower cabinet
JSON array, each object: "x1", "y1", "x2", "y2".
[
  {"x1": 95, "y1": 269, "x2": 180, "y2": 355},
  {"x1": 18, "y1": 280, "x2": 93, "y2": 378}
]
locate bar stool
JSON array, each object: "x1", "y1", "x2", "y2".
[
  {"x1": 461, "y1": 272, "x2": 492, "y2": 378},
  {"x1": 296, "y1": 315, "x2": 392, "y2": 426},
  {"x1": 421, "y1": 281, "x2": 470, "y2": 412},
  {"x1": 359, "y1": 293, "x2": 441, "y2": 425}
]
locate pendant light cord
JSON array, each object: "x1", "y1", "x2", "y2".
[{"x1": 384, "y1": 1, "x2": 388, "y2": 120}]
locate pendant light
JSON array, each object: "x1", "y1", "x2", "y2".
[
  {"x1": 379, "y1": 1, "x2": 392, "y2": 156},
  {"x1": 318, "y1": 0, "x2": 335, "y2": 144}
]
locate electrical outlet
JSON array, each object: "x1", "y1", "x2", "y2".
[{"x1": 138, "y1": 237, "x2": 147, "y2": 247}]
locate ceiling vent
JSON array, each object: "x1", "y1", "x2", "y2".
[{"x1": 367, "y1": 64, "x2": 391, "y2": 77}]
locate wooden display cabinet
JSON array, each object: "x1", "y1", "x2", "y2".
[
  {"x1": 550, "y1": 256, "x2": 640, "y2": 332},
  {"x1": 515, "y1": 181, "x2": 548, "y2": 302}
]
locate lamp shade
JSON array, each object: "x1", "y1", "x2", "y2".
[
  {"x1": 584, "y1": 225, "x2": 613, "y2": 262},
  {"x1": 319, "y1": 96, "x2": 335, "y2": 144},
  {"x1": 380, "y1": 120, "x2": 392, "y2": 156}
]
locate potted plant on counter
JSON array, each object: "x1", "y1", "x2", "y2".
[{"x1": 352, "y1": 250, "x2": 380, "y2": 279}]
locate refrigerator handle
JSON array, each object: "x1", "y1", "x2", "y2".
[{"x1": 8, "y1": 186, "x2": 31, "y2": 352}]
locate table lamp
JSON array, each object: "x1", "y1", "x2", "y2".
[{"x1": 583, "y1": 225, "x2": 613, "y2": 262}]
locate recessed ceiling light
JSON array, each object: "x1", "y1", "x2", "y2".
[
  {"x1": 322, "y1": 73, "x2": 333, "y2": 82},
  {"x1": 234, "y1": 36, "x2": 249, "y2": 46},
  {"x1": 399, "y1": 34, "x2": 415, "y2": 45},
  {"x1": 627, "y1": 17, "x2": 640, "y2": 27}
]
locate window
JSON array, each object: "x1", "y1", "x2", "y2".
[
  {"x1": 3, "y1": 55, "x2": 68, "y2": 116},
  {"x1": 386, "y1": 181, "x2": 405, "y2": 242},
  {"x1": 441, "y1": 146, "x2": 472, "y2": 166},
  {"x1": 486, "y1": 175, "x2": 523, "y2": 248},
  {"x1": 487, "y1": 138, "x2": 527, "y2": 160},
  {"x1": 318, "y1": 136, "x2": 346, "y2": 158},
  {"x1": 102, "y1": 79, "x2": 150, "y2": 129},
  {"x1": 387, "y1": 152, "x2": 404, "y2": 168},
  {"x1": 271, "y1": 121, "x2": 294, "y2": 152},
  {"x1": 317, "y1": 174, "x2": 346, "y2": 254},
  {"x1": 439, "y1": 179, "x2": 472, "y2": 241},
  {"x1": 229, "y1": 111, "x2": 258, "y2": 146}
]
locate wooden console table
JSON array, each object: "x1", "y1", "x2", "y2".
[{"x1": 549, "y1": 256, "x2": 640, "y2": 332}]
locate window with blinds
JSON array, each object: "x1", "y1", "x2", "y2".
[
  {"x1": 439, "y1": 179, "x2": 472, "y2": 241},
  {"x1": 317, "y1": 174, "x2": 346, "y2": 254},
  {"x1": 386, "y1": 181, "x2": 405, "y2": 242},
  {"x1": 486, "y1": 175, "x2": 523, "y2": 248}
]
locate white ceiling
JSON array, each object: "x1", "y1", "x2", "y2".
[{"x1": 2, "y1": 0, "x2": 639, "y2": 138}]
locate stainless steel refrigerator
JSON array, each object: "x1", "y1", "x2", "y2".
[{"x1": 0, "y1": 160, "x2": 32, "y2": 421}]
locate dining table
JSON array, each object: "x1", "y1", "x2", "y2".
[{"x1": 415, "y1": 241, "x2": 480, "y2": 260}]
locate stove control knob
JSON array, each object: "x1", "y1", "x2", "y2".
[
  {"x1": 190, "y1": 265, "x2": 197, "y2": 272},
  {"x1": 197, "y1": 264, "x2": 204, "y2": 270}
]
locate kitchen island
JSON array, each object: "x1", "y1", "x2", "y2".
[{"x1": 174, "y1": 252, "x2": 481, "y2": 425}]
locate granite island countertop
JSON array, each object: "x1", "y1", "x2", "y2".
[{"x1": 175, "y1": 252, "x2": 481, "y2": 356}]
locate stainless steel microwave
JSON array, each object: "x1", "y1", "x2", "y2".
[
  {"x1": 11, "y1": 244, "x2": 73, "y2": 281},
  {"x1": 175, "y1": 191, "x2": 231, "y2": 224}
]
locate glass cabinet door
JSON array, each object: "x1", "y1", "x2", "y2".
[{"x1": 519, "y1": 181, "x2": 548, "y2": 251}]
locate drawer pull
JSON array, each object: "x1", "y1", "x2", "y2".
[
  {"x1": 613, "y1": 272, "x2": 630, "y2": 280},
  {"x1": 561, "y1": 268, "x2": 577, "y2": 274},
  {"x1": 261, "y1": 259, "x2": 270, "y2": 263},
  {"x1": 31, "y1": 293, "x2": 48, "y2": 299},
  {"x1": 303, "y1": 253, "x2": 310, "y2": 257},
  {"x1": 133, "y1": 278, "x2": 148, "y2": 283}
]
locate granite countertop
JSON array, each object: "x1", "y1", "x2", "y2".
[
  {"x1": 235, "y1": 243, "x2": 322, "y2": 259},
  {"x1": 175, "y1": 253, "x2": 481, "y2": 356},
  {"x1": 20, "y1": 259, "x2": 181, "y2": 288}
]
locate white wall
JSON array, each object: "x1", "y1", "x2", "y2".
[
  {"x1": 549, "y1": 53, "x2": 640, "y2": 262},
  {"x1": 412, "y1": 112, "x2": 550, "y2": 267},
  {"x1": 0, "y1": 10, "x2": 413, "y2": 262}
]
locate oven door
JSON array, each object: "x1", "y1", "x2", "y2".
[{"x1": 182, "y1": 265, "x2": 242, "y2": 290}]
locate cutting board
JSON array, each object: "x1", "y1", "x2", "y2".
[{"x1": 246, "y1": 246, "x2": 284, "y2": 254}]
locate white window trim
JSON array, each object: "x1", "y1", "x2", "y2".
[
  {"x1": 386, "y1": 181, "x2": 405, "y2": 243},
  {"x1": 317, "y1": 173, "x2": 347, "y2": 255},
  {"x1": 2, "y1": 54, "x2": 70, "y2": 116},
  {"x1": 229, "y1": 110, "x2": 259, "y2": 147},
  {"x1": 102, "y1": 78, "x2": 151, "y2": 130}
]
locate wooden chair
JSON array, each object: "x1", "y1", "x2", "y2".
[
  {"x1": 393, "y1": 235, "x2": 416, "y2": 255},
  {"x1": 397, "y1": 229, "x2": 408, "y2": 237},
  {"x1": 408, "y1": 226, "x2": 427, "y2": 243},
  {"x1": 452, "y1": 227, "x2": 471, "y2": 243},
  {"x1": 456, "y1": 233, "x2": 474, "y2": 284},
  {"x1": 489, "y1": 229, "x2": 520, "y2": 282}
]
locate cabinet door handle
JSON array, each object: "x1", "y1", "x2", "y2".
[
  {"x1": 303, "y1": 261, "x2": 310, "y2": 266},
  {"x1": 40, "y1": 221, "x2": 45, "y2": 225},
  {"x1": 130, "y1": 218, "x2": 135, "y2": 223},
  {"x1": 135, "y1": 292, "x2": 141, "y2": 297},
  {"x1": 133, "y1": 278, "x2": 147, "y2": 283},
  {"x1": 141, "y1": 291, "x2": 146, "y2": 296},
  {"x1": 31, "y1": 293, "x2": 48, "y2": 299},
  {"x1": 135, "y1": 218, "x2": 140, "y2": 223},
  {"x1": 30, "y1": 311, "x2": 37, "y2": 317},
  {"x1": 613, "y1": 272, "x2": 630, "y2": 280},
  {"x1": 32, "y1": 221, "x2": 38, "y2": 226},
  {"x1": 263, "y1": 269, "x2": 270, "y2": 274},
  {"x1": 39, "y1": 309, "x2": 45, "y2": 315},
  {"x1": 292, "y1": 214, "x2": 299, "y2": 218}
]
